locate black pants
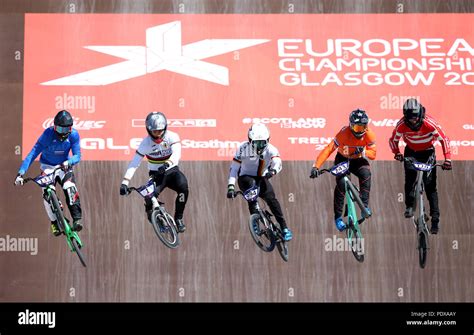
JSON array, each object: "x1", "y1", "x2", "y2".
[
  {"x1": 237, "y1": 175, "x2": 288, "y2": 230},
  {"x1": 146, "y1": 166, "x2": 189, "y2": 220},
  {"x1": 334, "y1": 153, "x2": 371, "y2": 220},
  {"x1": 403, "y1": 146, "x2": 439, "y2": 223}
]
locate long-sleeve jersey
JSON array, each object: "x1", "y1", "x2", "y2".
[
  {"x1": 388, "y1": 114, "x2": 451, "y2": 159},
  {"x1": 228, "y1": 142, "x2": 282, "y2": 186},
  {"x1": 123, "y1": 130, "x2": 181, "y2": 182},
  {"x1": 18, "y1": 127, "x2": 81, "y2": 175},
  {"x1": 313, "y1": 126, "x2": 376, "y2": 169}
]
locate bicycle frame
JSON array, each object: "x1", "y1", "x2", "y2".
[
  {"x1": 128, "y1": 179, "x2": 166, "y2": 215},
  {"x1": 404, "y1": 157, "x2": 443, "y2": 268},
  {"x1": 128, "y1": 179, "x2": 180, "y2": 248},
  {"x1": 321, "y1": 161, "x2": 370, "y2": 224},
  {"x1": 319, "y1": 160, "x2": 368, "y2": 261},
  {"x1": 236, "y1": 185, "x2": 273, "y2": 232},
  {"x1": 235, "y1": 184, "x2": 290, "y2": 259}
]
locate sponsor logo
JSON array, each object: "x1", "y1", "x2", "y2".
[
  {"x1": 18, "y1": 309, "x2": 55, "y2": 328},
  {"x1": 369, "y1": 119, "x2": 400, "y2": 127},
  {"x1": 181, "y1": 139, "x2": 241, "y2": 149},
  {"x1": 288, "y1": 137, "x2": 333, "y2": 145},
  {"x1": 149, "y1": 148, "x2": 172, "y2": 158},
  {"x1": 80, "y1": 138, "x2": 142, "y2": 150},
  {"x1": 43, "y1": 117, "x2": 106, "y2": 130},
  {"x1": 243, "y1": 117, "x2": 326, "y2": 129},
  {"x1": 288, "y1": 137, "x2": 333, "y2": 151},
  {"x1": 132, "y1": 118, "x2": 216, "y2": 128},
  {"x1": 80, "y1": 138, "x2": 241, "y2": 150},
  {"x1": 42, "y1": 21, "x2": 269, "y2": 86},
  {"x1": 447, "y1": 140, "x2": 474, "y2": 147}
]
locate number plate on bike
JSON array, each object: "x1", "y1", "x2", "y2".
[
  {"x1": 330, "y1": 161, "x2": 349, "y2": 176},
  {"x1": 138, "y1": 181, "x2": 156, "y2": 197},
  {"x1": 243, "y1": 187, "x2": 259, "y2": 201},
  {"x1": 413, "y1": 162, "x2": 432, "y2": 171},
  {"x1": 35, "y1": 173, "x2": 55, "y2": 187}
]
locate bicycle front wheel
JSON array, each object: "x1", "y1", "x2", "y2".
[
  {"x1": 49, "y1": 191, "x2": 65, "y2": 233},
  {"x1": 347, "y1": 219, "x2": 365, "y2": 263},
  {"x1": 276, "y1": 241, "x2": 289, "y2": 262},
  {"x1": 151, "y1": 210, "x2": 180, "y2": 249},
  {"x1": 71, "y1": 238, "x2": 87, "y2": 267},
  {"x1": 248, "y1": 214, "x2": 275, "y2": 252}
]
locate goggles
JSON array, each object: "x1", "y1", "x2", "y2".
[
  {"x1": 252, "y1": 140, "x2": 268, "y2": 151},
  {"x1": 54, "y1": 125, "x2": 72, "y2": 134},
  {"x1": 407, "y1": 116, "x2": 420, "y2": 123},
  {"x1": 350, "y1": 123, "x2": 367, "y2": 133}
]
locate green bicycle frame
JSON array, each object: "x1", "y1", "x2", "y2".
[
  {"x1": 46, "y1": 186, "x2": 83, "y2": 252},
  {"x1": 344, "y1": 176, "x2": 363, "y2": 244}
]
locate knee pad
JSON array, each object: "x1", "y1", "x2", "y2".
[{"x1": 63, "y1": 181, "x2": 80, "y2": 206}]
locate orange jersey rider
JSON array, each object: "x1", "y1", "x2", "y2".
[{"x1": 310, "y1": 109, "x2": 376, "y2": 232}]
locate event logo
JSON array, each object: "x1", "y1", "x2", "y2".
[
  {"x1": 41, "y1": 21, "x2": 269, "y2": 86},
  {"x1": 278, "y1": 38, "x2": 474, "y2": 86}
]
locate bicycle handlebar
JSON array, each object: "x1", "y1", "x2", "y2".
[
  {"x1": 23, "y1": 166, "x2": 64, "y2": 185},
  {"x1": 403, "y1": 157, "x2": 444, "y2": 170},
  {"x1": 319, "y1": 169, "x2": 332, "y2": 174}
]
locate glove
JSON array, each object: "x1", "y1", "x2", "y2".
[
  {"x1": 310, "y1": 167, "x2": 320, "y2": 179},
  {"x1": 394, "y1": 153, "x2": 404, "y2": 162},
  {"x1": 61, "y1": 160, "x2": 70, "y2": 171},
  {"x1": 353, "y1": 147, "x2": 364, "y2": 156},
  {"x1": 442, "y1": 159, "x2": 452, "y2": 170},
  {"x1": 157, "y1": 162, "x2": 169, "y2": 175},
  {"x1": 120, "y1": 184, "x2": 129, "y2": 196},
  {"x1": 14, "y1": 174, "x2": 24, "y2": 186},
  {"x1": 264, "y1": 168, "x2": 276, "y2": 179},
  {"x1": 226, "y1": 185, "x2": 236, "y2": 199}
]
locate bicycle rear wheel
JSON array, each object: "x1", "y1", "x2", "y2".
[
  {"x1": 71, "y1": 238, "x2": 87, "y2": 267},
  {"x1": 248, "y1": 214, "x2": 275, "y2": 252},
  {"x1": 346, "y1": 219, "x2": 365, "y2": 263},
  {"x1": 418, "y1": 230, "x2": 428, "y2": 269},
  {"x1": 151, "y1": 210, "x2": 180, "y2": 249}
]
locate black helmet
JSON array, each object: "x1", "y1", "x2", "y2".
[
  {"x1": 349, "y1": 109, "x2": 369, "y2": 138},
  {"x1": 53, "y1": 110, "x2": 73, "y2": 141},
  {"x1": 403, "y1": 98, "x2": 425, "y2": 131},
  {"x1": 145, "y1": 111, "x2": 167, "y2": 140}
]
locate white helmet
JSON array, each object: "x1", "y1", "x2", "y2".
[{"x1": 248, "y1": 123, "x2": 270, "y2": 154}]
